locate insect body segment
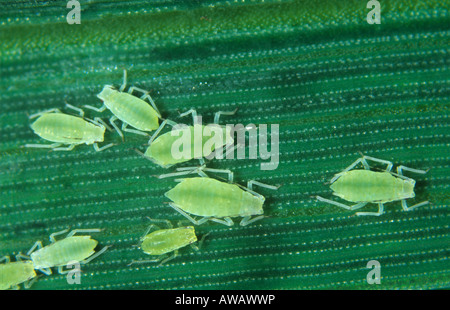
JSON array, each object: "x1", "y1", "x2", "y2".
[
  {"x1": 166, "y1": 177, "x2": 263, "y2": 219},
  {"x1": 30, "y1": 236, "x2": 98, "y2": 270},
  {"x1": 22, "y1": 228, "x2": 109, "y2": 275},
  {"x1": 129, "y1": 218, "x2": 203, "y2": 266},
  {"x1": 330, "y1": 170, "x2": 415, "y2": 203},
  {"x1": 140, "y1": 108, "x2": 236, "y2": 168},
  {"x1": 316, "y1": 154, "x2": 429, "y2": 216},
  {"x1": 25, "y1": 104, "x2": 113, "y2": 152},
  {"x1": 84, "y1": 70, "x2": 162, "y2": 140},
  {"x1": 144, "y1": 123, "x2": 234, "y2": 168},
  {"x1": 159, "y1": 166, "x2": 279, "y2": 226},
  {"x1": 0, "y1": 256, "x2": 36, "y2": 290},
  {"x1": 141, "y1": 226, "x2": 198, "y2": 256}
]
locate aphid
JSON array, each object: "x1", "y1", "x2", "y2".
[
  {"x1": 137, "y1": 108, "x2": 236, "y2": 168},
  {"x1": 0, "y1": 255, "x2": 36, "y2": 290},
  {"x1": 129, "y1": 218, "x2": 207, "y2": 266},
  {"x1": 20, "y1": 228, "x2": 109, "y2": 275},
  {"x1": 158, "y1": 166, "x2": 279, "y2": 226},
  {"x1": 316, "y1": 154, "x2": 429, "y2": 216},
  {"x1": 25, "y1": 103, "x2": 114, "y2": 152},
  {"x1": 84, "y1": 70, "x2": 163, "y2": 140}
]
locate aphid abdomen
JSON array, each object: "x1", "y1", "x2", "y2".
[
  {"x1": 165, "y1": 178, "x2": 262, "y2": 218},
  {"x1": 146, "y1": 124, "x2": 232, "y2": 167},
  {"x1": 31, "y1": 114, "x2": 104, "y2": 145},
  {"x1": 145, "y1": 126, "x2": 204, "y2": 167},
  {"x1": 141, "y1": 227, "x2": 197, "y2": 255},
  {"x1": 31, "y1": 236, "x2": 97, "y2": 268},
  {"x1": 0, "y1": 261, "x2": 36, "y2": 290},
  {"x1": 108, "y1": 92, "x2": 159, "y2": 131},
  {"x1": 331, "y1": 170, "x2": 409, "y2": 203}
]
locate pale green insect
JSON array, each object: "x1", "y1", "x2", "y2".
[
  {"x1": 20, "y1": 229, "x2": 109, "y2": 275},
  {"x1": 138, "y1": 108, "x2": 236, "y2": 168},
  {"x1": 129, "y1": 218, "x2": 206, "y2": 266},
  {"x1": 84, "y1": 70, "x2": 162, "y2": 141},
  {"x1": 25, "y1": 103, "x2": 114, "y2": 152},
  {"x1": 316, "y1": 154, "x2": 429, "y2": 216},
  {"x1": 0, "y1": 255, "x2": 36, "y2": 290},
  {"x1": 158, "y1": 166, "x2": 279, "y2": 226}
]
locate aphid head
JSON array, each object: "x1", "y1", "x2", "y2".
[
  {"x1": 97, "y1": 85, "x2": 117, "y2": 103},
  {"x1": 241, "y1": 193, "x2": 264, "y2": 216},
  {"x1": 91, "y1": 126, "x2": 105, "y2": 143},
  {"x1": 401, "y1": 178, "x2": 416, "y2": 199},
  {"x1": 30, "y1": 251, "x2": 51, "y2": 269}
]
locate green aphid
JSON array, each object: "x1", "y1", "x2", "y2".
[{"x1": 316, "y1": 154, "x2": 429, "y2": 216}]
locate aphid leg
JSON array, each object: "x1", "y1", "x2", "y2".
[
  {"x1": 93, "y1": 143, "x2": 115, "y2": 152},
  {"x1": 179, "y1": 108, "x2": 199, "y2": 124},
  {"x1": 240, "y1": 215, "x2": 265, "y2": 226},
  {"x1": 24, "y1": 142, "x2": 63, "y2": 149},
  {"x1": 248, "y1": 180, "x2": 279, "y2": 191},
  {"x1": 15, "y1": 253, "x2": 31, "y2": 261},
  {"x1": 121, "y1": 122, "x2": 149, "y2": 136},
  {"x1": 330, "y1": 155, "x2": 387, "y2": 183},
  {"x1": 361, "y1": 154, "x2": 394, "y2": 172},
  {"x1": 397, "y1": 165, "x2": 428, "y2": 176},
  {"x1": 245, "y1": 180, "x2": 279, "y2": 200},
  {"x1": 81, "y1": 245, "x2": 110, "y2": 265},
  {"x1": 28, "y1": 108, "x2": 62, "y2": 119},
  {"x1": 200, "y1": 167, "x2": 234, "y2": 183},
  {"x1": 83, "y1": 104, "x2": 107, "y2": 113},
  {"x1": 65, "y1": 228, "x2": 102, "y2": 238},
  {"x1": 157, "y1": 168, "x2": 199, "y2": 179},
  {"x1": 316, "y1": 196, "x2": 368, "y2": 211},
  {"x1": 148, "y1": 119, "x2": 177, "y2": 145},
  {"x1": 134, "y1": 148, "x2": 171, "y2": 167},
  {"x1": 23, "y1": 276, "x2": 39, "y2": 289},
  {"x1": 146, "y1": 217, "x2": 173, "y2": 229},
  {"x1": 0, "y1": 255, "x2": 10, "y2": 263},
  {"x1": 214, "y1": 108, "x2": 238, "y2": 124},
  {"x1": 119, "y1": 69, "x2": 128, "y2": 92},
  {"x1": 169, "y1": 203, "x2": 209, "y2": 225},
  {"x1": 159, "y1": 250, "x2": 178, "y2": 266},
  {"x1": 92, "y1": 117, "x2": 113, "y2": 132},
  {"x1": 128, "y1": 257, "x2": 162, "y2": 267},
  {"x1": 329, "y1": 172, "x2": 345, "y2": 184},
  {"x1": 356, "y1": 203, "x2": 385, "y2": 216},
  {"x1": 53, "y1": 144, "x2": 77, "y2": 151},
  {"x1": 49, "y1": 228, "x2": 70, "y2": 243},
  {"x1": 26, "y1": 241, "x2": 44, "y2": 256},
  {"x1": 401, "y1": 199, "x2": 429, "y2": 211},
  {"x1": 157, "y1": 165, "x2": 208, "y2": 179},
  {"x1": 209, "y1": 217, "x2": 234, "y2": 226},
  {"x1": 139, "y1": 224, "x2": 159, "y2": 242},
  {"x1": 140, "y1": 92, "x2": 162, "y2": 118},
  {"x1": 330, "y1": 158, "x2": 366, "y2": 183},
  {"x1": 65, "y1": 102, "x2": 85, "y2": 117},
  {"x1": 191, "y1": 232, "x2": 211, "y2": 251},
  {"x1": 109, "y1": 115, "x2": 124, "y2": 141},
  {"x1": 37, "y1": 267, "x2": 52, "y2": 276}
]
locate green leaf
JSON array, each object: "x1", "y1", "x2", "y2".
[{"x1": 1, "y1": 0, "x2": 449, "y2": 290}]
